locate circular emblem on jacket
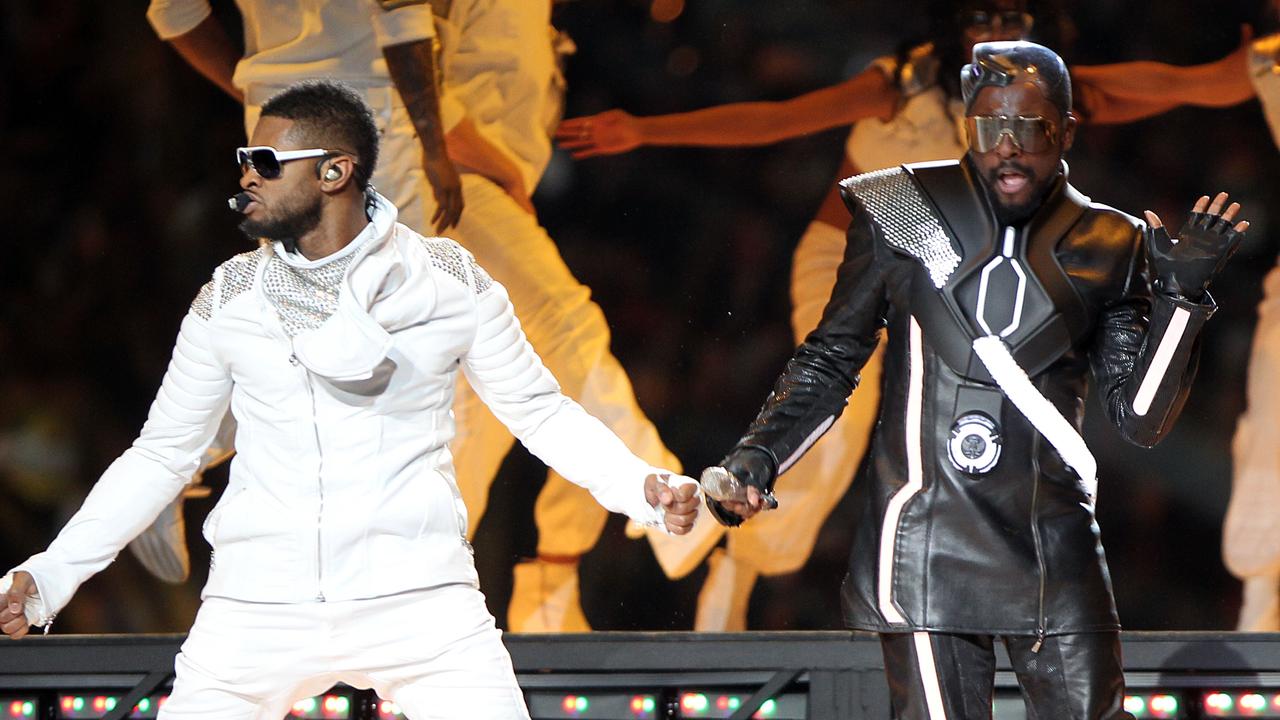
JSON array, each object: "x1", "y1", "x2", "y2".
[{"x1": 948, "y1": 412, "x2": 1002, "y2": 475}]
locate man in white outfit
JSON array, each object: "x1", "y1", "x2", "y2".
[
  {"x1": 0, "y1": 81, "x2": 699, "y2": 719},
  {"x1": 135, "y1": 0, "x2": 473, "y2": 584},
  {"x1": 143, "y1": 0, "x2": 689, "y2": 631}
]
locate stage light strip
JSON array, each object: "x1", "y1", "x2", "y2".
[{"x1": 1203, "y1": 689, "x2": 1280, "y2": 717}]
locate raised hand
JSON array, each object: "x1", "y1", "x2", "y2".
[
  {"x1": 555, "y1": 110, "x2": 642, "y2": 159},
  {"x1": 1143, "y1": 192, "x2": 1248, "y2": 302}
]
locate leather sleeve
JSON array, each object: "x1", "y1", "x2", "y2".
[
  {"x1": 722, "y1": 208, "x2": 891, "y2": 491},
  {"x1": 1090, "y1": 227, "x2": 1215, "y2": 448},
  {"x1": 461, "y1": 279, "x2": 665, "y2": 527},
  {"x1": 12, "y1": 312, "x2": 233, "y2": 622}
]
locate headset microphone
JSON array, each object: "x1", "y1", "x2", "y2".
[{"x1": 228, "y1": 192, "x2": 253, "y2": 213}]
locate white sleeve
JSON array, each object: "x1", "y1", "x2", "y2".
[
  {"x1": 366, "y1": 0, "x2": 437, "y2": 48},
  {"x1": 11, "y1": 312, "x2": 233, "y2": 622},
  {"x1": 460, "y1": 280, "x2": 665, "y2": 528},
  {"x1": 146, "y1": 0, "x2": 213, "y2": 40}
]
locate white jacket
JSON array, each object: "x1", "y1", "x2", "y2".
[{"x1": 13, "y1": 194, "x2": 669, "y2": 622}]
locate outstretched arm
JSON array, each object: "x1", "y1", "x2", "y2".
[
  {"x1": 710, "y1": 205, "x2": 889, "y2": 525},
  {"x1": 1073, "y1": 33, "x2": 1254, "y2": 124},
  {"x1": 146, "y1": 1, "x2": 243, "y2": 103},
  {"x1": 3, "y1": 298, "x2": 234, "y2": 636},
  {"x1": 555, "y1": 69, "x2": 897, "y2": 158}
]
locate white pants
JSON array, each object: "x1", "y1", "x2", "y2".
[
  {"x1": 163, "y1": 584, "x2": 530, "y2": 720},
  {"x1": 1225, "y1": 260, "x2": 1280, "y2": 630}
]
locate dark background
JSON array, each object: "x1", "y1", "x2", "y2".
[{"x1": 0, "y1": 0, "x2": 1275, "y2": 634}]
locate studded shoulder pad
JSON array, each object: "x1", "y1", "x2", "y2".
[
  {"x1": 839, "y1": 167, "x2": 960, "y2": 288},
  {"x1": 420, "y1": 237, "x2": 493, "y2": 294},
  {"x1": 190, "y1": 247, "x2": 269, "y2": 320}
]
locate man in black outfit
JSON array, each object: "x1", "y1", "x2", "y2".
[{"x1": 704, "y1": 41, "x2": 1248, "y2": 718}]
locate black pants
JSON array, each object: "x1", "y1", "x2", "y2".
[{"x1": 880, "y1": 631, "x2": 1133, "y2": 719}]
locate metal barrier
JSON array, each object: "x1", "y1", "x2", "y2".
[{"x1": 2, "y1": 632, "x2": 1280, "y2": 719}]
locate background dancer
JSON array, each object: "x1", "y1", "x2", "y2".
[
  {"x1": 0, "y1": 80, "x2": 699, "y2": 719},
  {"x1": 707, "y1": 41, "x2": 1245, "y2": 718}
]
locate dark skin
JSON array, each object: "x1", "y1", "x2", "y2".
[
  {"x1": 966, "y1": 81, "x2": 1077, "y2": 216},
  {"x1": 719, "y1": 80, "x2": 1249, "y2": 522},
  {"x1": 239, "y1": 116, "x2": 370, "y2": 260}
]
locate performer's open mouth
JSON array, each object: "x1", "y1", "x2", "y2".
[{"x1": 996, "y1": 168, "x2": 1029, "y2": 195}]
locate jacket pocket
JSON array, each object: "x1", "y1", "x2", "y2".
[{"x1": 202, "y1": 485, "x2": 247, "y2": 547}]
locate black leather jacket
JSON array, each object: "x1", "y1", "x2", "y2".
[{"x1": 718, "y1": 158, "x2": 1214, "y2": 637}]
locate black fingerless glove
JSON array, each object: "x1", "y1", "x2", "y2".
[
  {"x1": 704, "y1": 446, "x2": 777, "y2": 528},
  {"x1": 1147, "y1": 211, "x2": 1245, "y2": 302}
]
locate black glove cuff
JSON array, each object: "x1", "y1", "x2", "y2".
[{"x1": 722, "y1": 445, "x2": 780, "y2": 494}]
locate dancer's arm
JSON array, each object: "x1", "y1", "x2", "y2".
[
  {"x1": 445, "y1": 118, "x2": 537, "y2": 216},
  {"x1": 1073, "y1": 37, "x2": 1255, "y2": 124},
  {"x1": 146, "y1": 1, "x2": 243, "y2": 103},
  {"x1": 556, "y1": 69, "x2": 898, "y2": 158},
  {"x1": 371, "y1": 2, "x2": 467, "y2": 234}
]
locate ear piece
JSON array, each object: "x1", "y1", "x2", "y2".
[{"x1": 323, "y1": 165, "x2": 342, "y2": 182}]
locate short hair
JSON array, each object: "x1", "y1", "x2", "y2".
[{"x1": 260, "y1": 80, "x2": 379, "y2": 189}]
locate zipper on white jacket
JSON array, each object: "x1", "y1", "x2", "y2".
[{"x1": 292, "y1": 346, "x2": 327, "y2": 602}]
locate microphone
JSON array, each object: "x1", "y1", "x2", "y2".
[{"x1": 227, "y1": 192, "x2": 253, "y2": 213}]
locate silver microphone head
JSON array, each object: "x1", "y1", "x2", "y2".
[
  {"x1": 698, "y1": 465, "x2": 780, "y2": 510},
  {"x1": 699, "y1": 466, "x2": 744, "y2": 503}
]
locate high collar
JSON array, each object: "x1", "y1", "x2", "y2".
[
  {"x1": 283, "y1": 192, "x2": 400, "y2": 382},
  {"x1": 272, "y1": 191, "x2": 398, "y2": 268}
]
